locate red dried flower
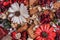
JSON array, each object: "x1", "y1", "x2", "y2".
[
  {"x1": 56, "y1": 8, "x2": 60, "y2": 19},
  {"x1": 35, "y1": 24, "x2": 56, "y2": 40},
  {"x1": 56, "y1": 25, "x2": 60, "y2": 35},
  {"x1": 40, "y1": 10, "x2": 54, "y2": 24},
  {"x1": 11, "y1": 32, "x2": 17, "y2": 39},
  {"x1": 0, "y1": 26, "x2": 8, "y2": 39},
  {"x1": 55, "y1": 25, "x2": 60, "y2": 40},
  {"x1": 3, "y1": 0, "x2": 11, "y2": 6},
  {"x1": 38, "y1": 0, "x2": 56, "y2": 7}
]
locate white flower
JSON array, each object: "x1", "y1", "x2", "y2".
[
  {"x1": 37, "y1": 6, "x2": 42, "y2": 12},
  {"x1": 8, "y1": 2, "x2": 29, "y2": 24},
  {"x1": 1, "y1": 35, "x2": 12, "y2": 40},
  {"x1": 15, "y1": 33, "x2": 21, "y2": 39}
]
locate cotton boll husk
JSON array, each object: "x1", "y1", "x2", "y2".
[
  {"x1": 2, "y1": 14, "x2": 7, "y2": 19},
  {"x1": 11, "y1": 23, "x2": 18, "y2": 28},
  {"x1": 53, "y1": 2, "x2": 60, "y2": 10}
]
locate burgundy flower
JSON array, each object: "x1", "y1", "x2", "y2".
[
  {"x1": 21, "y1": 31, "x2": 28, "y2": 40},
  {"x1": 0, "y1": 26, "x2": 8, "y2": 39},
  {"x1": 40, "y1": 10, "x2": 54, "y2": 24},
  {"x1": 56, "y1": 8, "x2": 60, "y2": 19},
  {"x1": 55, "y1": 25, "x2": 60, "y2": 40},
  {"x1": 38, "y1": 0, "x2": 56, "y2": 7}
]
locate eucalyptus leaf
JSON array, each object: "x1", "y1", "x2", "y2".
[
  {"x1": 53, "y1": 19, "x2": 58, "y2": 24},
  {"x1": 0, "y1": 18, "x2": 3, "y2": 24},
  {"x1": 58, "y1": 23, "x2": 60, "y2": 26},
  {"x1": 3, "y1": 19, "x2": 11, "y2": 29}
]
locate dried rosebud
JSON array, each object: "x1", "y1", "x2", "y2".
[
  {"x1": 39, "y1": 0, "x2": 57, "y2": 7},
  {"x1": 56, "y1": 8, "x2": 60, "y2": 19},
  {"x1": 40, "y1": 10, "x2": 55, "y2": 24}
]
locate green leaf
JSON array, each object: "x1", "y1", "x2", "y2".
[
  {"x1": 58, "y1": 23, "x2": 60, "y2": 26},
  {"x1": 53, "y1": 19, "x2": 58, "y2": 24}
]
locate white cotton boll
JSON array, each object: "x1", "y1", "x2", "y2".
[
  {"x1": 46, "y1": 7, "x2": 50, "y2": 9},
  {"x1": 14, "y1": 28, "x2": 16, "y2": 31},
  {"x1": 37, "y1": 6, "x2": 42, "y2": 12},
  {"x1": 11, "y1": 17, "x2": 14, "y2": 23},
  {"x1": 50, "y1": 2, "x2": 54, "y2": 9},
  {"x1": 52, "y1": 24, "x2": 57, "y2": 28},
  {"x1": 11, "y1": 23, "x2": 17, "y2": 28},
  {"x1": 27, "y1": 38, "x2": 33, "y2": 40},
  {"x1": 32, "y1": 15, "x2": 36, "y2": 19},
  {"x1": 36, "y1": 18, "x2": 39, "y2": 21},
  {"x1": 15, "y1": 33, "x2": 21, "y2": 39},
  {"x1": 20, "y1": 3, "x2": 29, "y2": 18},
  {"x1": 2, "y1": 14, "x2": 6, "y2": 19},
  {"x1": 8, "y1": 7, "x2": 15, "y2": 12},
  {"x1": 50, "y1": 22, "x2": 57, "y2": 28},
  {"x1": 42, "y1": 7, "x2": 46, "y2": 10},
  {"x1": 8, "y1": 28, "x2": 13, "y2": 35},
  {"x1": 10, "y1": 28, "x2": 12, "y2": 31},
  {"x1": 33, "y1": 25, "x2": 39, "y2": 31},
  {"x1": 52, "y1": 9, "x2": 56, "y2": 12},
  {"x1": 27, "y1": 36, "x2": 33, "y2": 40}
]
